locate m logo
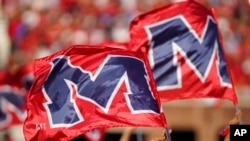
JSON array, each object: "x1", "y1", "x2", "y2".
[
  {"x1": 145, "y1": 15, "x2": 232, "y2": 90},
  {"x1": 43, "y1": 55, "x2": 159, "y2": 128},
  {"x1": 24, "y1": 46, "x2": 167, "y2": 141}
]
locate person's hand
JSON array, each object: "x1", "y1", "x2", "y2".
[
  {"x1": 224, "y1": 110, "x2": 243, "y2": 141},
  {"x1": 229, "y1": 110, "x2": 242, "y2": 125}
]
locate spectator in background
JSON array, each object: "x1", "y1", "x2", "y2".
[{"x1": 1, "y1": 0, "x2": 249, "y2": 91}]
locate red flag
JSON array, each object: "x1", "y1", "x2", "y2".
[
  {"x1": 24, "y1": 45, "x2": 167, "y2": 141},
  {"x1": 128, "y1": 0, "x2": 238, "y2": 104},
  {"x1": 99, "y1": 41, "x2": 128, "y2": 49},
  {"x1": 0, "y1": 71, "x2": 27, "y2": 131}
]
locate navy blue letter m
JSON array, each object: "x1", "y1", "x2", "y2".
[
  {"x1": 43, "y1": 55, "x2": 159, "y2": 128},
  {"x1": 145, "y1": 15, "x2": 232, "y2": 90}
]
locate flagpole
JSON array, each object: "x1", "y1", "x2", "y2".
[
  {"x1": 136, "y1": 128, "x2": 143, "y2": 141},
  {"x1": 234, "y1": 105, "x2": 243, "y2": 125},
  {"x1": 165, "y1": 127, "x2": 172, "y2": 141}
]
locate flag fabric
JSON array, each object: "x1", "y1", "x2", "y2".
[
  {"x1": 0, "y1": 84, "x2": 27, "y2": 130},
  {"x1": 24, "y1": 45, "x2": 167, "y2": 141},
  {"x1": 99, "y1": 41, "x2": 128, "y2": 49},
  {"x1": 128, "y1": 0, "x2": 238, "y2": 104}
]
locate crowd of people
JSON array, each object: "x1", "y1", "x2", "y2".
[
  {"x1": 0, "y1": 0, "x2": 249, "y2": 141},
  {"x1": 0, "y1": 0, "x2": 249, "y2": 91}
]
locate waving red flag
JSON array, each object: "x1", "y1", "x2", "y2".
[
  {"x1": 0, "y1": 66, "x2": 33, "y2": 131},
  {"x1": 99, "y1": 41, "x2": 128, "y2": 49},
  {"x1": 128, "y1": 0, "x2": 238, "y2": 104},
  {"x1": 0, "y1": 84, "x2": 26, "y2": 130},
  {"x1": 24, "y1": 45, "x2": 167, "y2": 141}
]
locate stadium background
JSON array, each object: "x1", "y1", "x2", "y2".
[{"x1": 0, "y1": 0, "x2": 250, "y2": 141}]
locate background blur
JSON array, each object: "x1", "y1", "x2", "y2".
[{"x1": 0, "y1": 0, "x2": 250, "y2": 141}]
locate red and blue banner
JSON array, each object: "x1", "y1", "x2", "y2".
[
  {"x1": 128, "y1": 0, "x2": 238, "y2": 104},
  {"x1": 0, "y1": 65, "x2": 33, "y2": 131},
  {"x1": 0, "y1": 84, "x2": 26, "y2": 130},
  {"x1": 24, "y1": 45, "x2": 167, "y2": 141}
]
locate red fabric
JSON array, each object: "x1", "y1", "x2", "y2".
[
  {"x1": 0, "y1": 65, "x2": 34, "y2": 131},
  {"x1": 24, "y1": 45, "x2": 167, "y2": 141},
  {"x1": 128, "y1": 0, "x2": 238, "y2": 105},
  {"x1": 0, "y1": 78, "x2": 27, "y2": 130},
  {"x1": 100, "y1": 41, "x2": 128, "y2": 49}
]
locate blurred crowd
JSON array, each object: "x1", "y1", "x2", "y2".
[
  {"x1": 0, "y1": 0, "x2": 249, "y2": 140},
  {"x1": 0, "y1": 0, "x2": 250, "y2": 88}
]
